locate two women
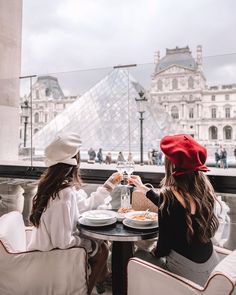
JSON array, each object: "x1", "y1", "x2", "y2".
[
  {"x1": 129, "y1": 134, "x2": 219, "y2": 286},
  {"x1": 28, "y1": 133, "x2": 122, "y2": 294}
]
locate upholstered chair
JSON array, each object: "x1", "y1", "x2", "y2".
[
  {"x1": 128, "y1": 246, "x2": 236, "y2": 295},
  {"x1": 0, "y1": 211, "x2": 89, "y2": 295}
]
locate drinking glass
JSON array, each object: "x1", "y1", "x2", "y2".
[
  {"x1": 116, "y1": 161, "x2": 126, "y2": 174},
  {"x1": 124, "y1": 160, "x2": 135, "y2": 177}
]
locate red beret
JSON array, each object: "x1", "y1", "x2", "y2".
[{"x1": 160, "y1": 134, "x2": 209, "y2": 176}]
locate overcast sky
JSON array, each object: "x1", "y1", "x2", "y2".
[{"x1": 21, "y1": 0, "x2": 236, "y2": 95}]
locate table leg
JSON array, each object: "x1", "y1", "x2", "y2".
[{"x1": 112, "y1": 241, "x2": 134, "y2": 295}]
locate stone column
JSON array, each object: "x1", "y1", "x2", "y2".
[{"x1": 0, "y1": 1, "x2": 23, "y2": 161}]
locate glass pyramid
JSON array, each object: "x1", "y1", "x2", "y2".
[{"x1": 33, "y1": 69, "x2": 172, "y2": 154}]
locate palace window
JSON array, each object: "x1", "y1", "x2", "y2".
[
  {"x1": 157, "y1": 79, "x2": 163, "y2": 91},
  {"x1": 34, "y1": 128, "x2": 39, "y2": 134},
  {"x1": 45, "y1": 88, "x2": 50, "y2": 96},
  {"x1": 171, "y1": 106, "x2": 179, "y2": 119},
  {"x1": 36, "y1": 89, "x2": 39, "y2": 99},
  {"x1": 211, "y1": 108, "x2": 216, "y2": 118},
  {"x1": 211, "y1": 95, "x2": 215, "y2": 101},
  {"x1": 172, "y1": 78, "x2": 178, "y2": 90},
  {"x1": 225, "y1": 107, "x2": 230, "y2": 118},
  {"x1": 209, "y1": 126, "x2": 218, "y2": 140},
  {"x1": 225, "y1": 94, "x2": 230, "y2": 100},
  {"x1": 224, "y1": 125, "x2": 232, "y2": 140},
  {"x1": 188, "y1": 77, "x2": 194, "y2": 89},
  {"x1": 34, "y1": 112, "x2": 39, "y2": 123},
  {"x1": 189, "y1": 108, "x2": 194, "y2": 118}
]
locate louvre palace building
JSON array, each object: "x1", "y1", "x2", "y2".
[
  {"x1": 150, "y1": 45, "x2": 236, "y2": 155},
  {"x1": 21, "y1": 46, "x2": 236, "y2": 158}
]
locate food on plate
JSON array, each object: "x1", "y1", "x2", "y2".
[
  {"x1": 130, "y1": 213, "x2": 157, "y2": 221},
  {"x1": 118, "y1": 207, "x2": 134, "y2": 214}
]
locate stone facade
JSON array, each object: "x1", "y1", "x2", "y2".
[
  {"x1": 150, "y1": 46, "x2": 236, "y2": 155},
  {"x1": 19, "y1": 76, "x2": 77, "y2": 147}
]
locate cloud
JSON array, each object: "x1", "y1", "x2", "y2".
[{"x1": 21, "y1": 0, "x2": 236, "y2": 95}]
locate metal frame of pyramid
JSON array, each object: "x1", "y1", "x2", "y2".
[{"x1": 33, "y1": 69, "x2": 171, "y2": 154}]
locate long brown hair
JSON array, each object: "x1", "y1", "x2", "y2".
[
  {"x1": 160, "y1": 157, "x2": 219, "y2": 243},
  {"x1": 30, "y1": 152, "x2": 82, "y2": 227}
]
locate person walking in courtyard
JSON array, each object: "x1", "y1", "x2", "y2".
[
  {"x1": 97, "y1": 148, "x2": 103, "y2": 164},
  {"x1": 88, "y1": 147, "x2": 96, "y2": 163},
  {"x1": 27, "y1": 133, "x2": 122, "y2": 294},
  {"x1": 214, "y1": 149, "x2": 220, "y2": 168},
  {"x1": 117, "y1": 151, "x2": 125, "y2": 162},
  {"x1": 220, "y1": 147, "x2": 228, "y2": 169},
  {"x1": 129, "y1": 134, "x2": 219, "y2": 287},
  {"x1": 105, "y1": 152, "x2": 112, "y2": 164}
]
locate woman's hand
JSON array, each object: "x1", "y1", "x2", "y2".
[
  {"x1": 103, "y1": 172, "x2": 123, "y2": 192},
  {"x1": 128, "y1": 175, "x2": 150, "y2": 194}
]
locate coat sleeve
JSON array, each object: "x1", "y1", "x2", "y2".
[{"x1": 76, "y1": 187, "x2": 110, "y2": 213}]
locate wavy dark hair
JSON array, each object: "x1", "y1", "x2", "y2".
[
  {"x1": 160, "y1": 157, "x2": 219, "y2": 243},
  {"x1": 30, "y1": 152, "x2": 82, "y2": 227}
]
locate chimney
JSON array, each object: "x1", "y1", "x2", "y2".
[
  {"x1": 154, "y1": 50, "x2": 160, "y2": 64},
  {"x1": 196, "y1": 45, "x2": 202, "y2": 71}
]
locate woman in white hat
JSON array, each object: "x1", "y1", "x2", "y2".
[{"x1": 28, "y1": 133, "x2": 122, "y2": 294}]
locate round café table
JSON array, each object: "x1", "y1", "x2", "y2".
[{"x1": 78, "y1": 220, "x2": 158, "y2": 295}]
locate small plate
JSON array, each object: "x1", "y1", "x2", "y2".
[
  {"x1": 79, "y1": 217, "x2": 117, "y2": 227},
  {"x1": 116, "y1": 212, "x2": 126, "y2": 222},
  {"x1": 123, "y1": 218, "x2": 158, "y2": 230},
  {"x1": 82, "y1": 210, "x2": 117, "y2": 224}
]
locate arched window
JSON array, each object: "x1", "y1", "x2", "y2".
[
  {"x1": 209, "y1": 126, "x2": 218, "y2": 140},
  {"x1": 172, "y1": 78, "x2": 178, "y2": 90},
  {"x1": 34, "y1": 112, "x2": 39, "y2": 123},
  {"x1": 34, "y1": 128, "x2": 39, "y2": 134},
  {"x1": 171, "y1": 106, "x2": 179, "y2": 119},
  {"x1": 223, "y1": 125, "x2": 232, "y2": 140},
  {"x1": 188, "y1": 77, "x2": 194, "y2": 89},
  {"x1": 157, "y1": 79, "x2": 163, "y2": 91}
]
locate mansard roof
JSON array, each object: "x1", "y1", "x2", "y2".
[{"x1": 155, "y1": 46, "x2": 197, "y2": 74}]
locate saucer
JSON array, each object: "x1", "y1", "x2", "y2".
[{"x1": 79, "y1": 217, "x2": 117, "y2": 227}]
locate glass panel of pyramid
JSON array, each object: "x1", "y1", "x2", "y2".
[{"x1": 33, "y1": 69, "x2": 172, "y2": 154}]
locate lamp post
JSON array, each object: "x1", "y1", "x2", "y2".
[
  {"x1": 135, "y1": 90, "x2": 148, "y2": 165},
  {"x1": 21, "y1": 100, "x2": 30, "y2": 147}
]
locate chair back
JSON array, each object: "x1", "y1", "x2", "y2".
[
  {"x1": 206, "y1": 249, "x2": 236, "y2": 294},
  {"x1": 132, "y1": 190, "x2": 158, "y2": 212},
  {"x1": 0, "y1": 211, "x2": 26, "y2": 253}
]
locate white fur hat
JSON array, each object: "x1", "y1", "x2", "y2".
[{"x1": 44, "y1": 133, "x2": 82, "y2": 167}]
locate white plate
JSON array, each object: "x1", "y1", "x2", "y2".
[
  {"x1": 125, "y1": 211, "x2": 158, "y2": 225},
  {"x1": 82, "y1": 210, "x2": 117, "y2": 224},
  {"x1": 79, "y1": 217, "x2": 117, "y2": 227},
  {"x1": 123, "y1": 218, "x2": 158, "y2": 230}
]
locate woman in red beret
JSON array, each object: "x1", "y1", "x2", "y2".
[{"x1": 129, "y1": 134, "x2": 219, "y2": 286}]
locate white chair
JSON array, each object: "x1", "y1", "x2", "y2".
[
  {"x1": 0, "y1": 211, "x2": 89, "y2": 295},
  {"x1": 127, "y1": 246, "x2": 236, "y2": 295}
]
